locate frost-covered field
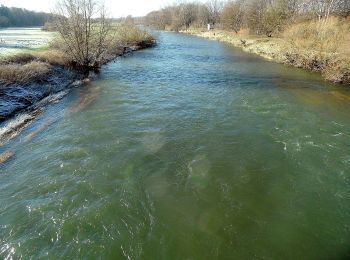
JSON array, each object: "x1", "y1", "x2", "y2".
[{"x1": 0, "y1": 27, "x2": 54, "y2": 56}]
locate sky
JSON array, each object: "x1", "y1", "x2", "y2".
[{"x1": 0, "y1": 0, "x2": 204, "y2": 17}]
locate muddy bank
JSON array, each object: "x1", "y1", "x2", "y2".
[
  {"x1": 181, "y1": 29, "x2": 350, "y2": 86},
  {"x1": 0, "y1": 40, "x2": 156, "y2": 122}
]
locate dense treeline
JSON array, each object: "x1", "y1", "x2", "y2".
[
  {"x1": 0, "y1": 5, "x2": 53, "y2": 28},
  {"x1": 145, "y1": 0, "x2": 350, "y2": 36}
]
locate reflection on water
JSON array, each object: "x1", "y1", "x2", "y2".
[
  {"x1": 1, "y1": 32, "x2": 350, "y2": 259},
  {"x1": 331, "y1": 90, "x2": 350, "y2": 101},
  {"x1": 68, "y1": 86, "x2": 102, "y2": 114},
  {"x1": 0, "y1": 150, "x2": 14, "y2": 164},
  {"x1": 21, "y1": 118, "x2": 57, "y2": 144}
]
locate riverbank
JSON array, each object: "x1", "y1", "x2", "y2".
[
  {"x1": 0, "y1": 39, "x2": 156, "y2": 122},
  {"x1": 181, "y1": 28, "x2": 350, "y2": 86}
]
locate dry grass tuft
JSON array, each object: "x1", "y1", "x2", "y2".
[
  {"x1": 36, "y1": 49, "x2": 73, "y2": 66},
  {"x1": 0, "y1": 49, "x2": 73, "y2": 68},
  {"x1": 0, "y1": 61, "x2": 51, "y2": 86},
  {"x1": 283, "y1": 17, "x2": 350, "y2": 56},
  {"x1": 112, "y1": 24, "x2": 154, "y2": 45},
  {"x1": 283, "y1": 16, "x2": 350, "y2": 84},
  {"x1": 1, "y1": 53, "x2": 36, "y2": 64},
  {"x1": 0, "y1": 48, "x2": 73, "y2": 87}
]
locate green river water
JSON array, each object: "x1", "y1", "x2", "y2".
[{"x1": 1, "y1": 31, "x2": 350, "y2": 259}]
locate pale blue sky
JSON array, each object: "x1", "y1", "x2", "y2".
[{"x1": 0, "y1": 0, "x2": 206, "y2": 17}]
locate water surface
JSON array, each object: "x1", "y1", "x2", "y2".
[{"x1": 1, "y1": 32, "x2": 350, "y2": 259}]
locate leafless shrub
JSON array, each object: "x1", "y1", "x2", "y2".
[
  {"x1": 206, "y1": 0, "x2": 225, "y2": 25},
  {"x1": 52, "y1": 0, "x2": 112, "y2": 69},
  {"x1": 112, "y1": 24, "x2": 154, "y2": 45},
  {"x1": 221, "y1": 0, "x2": 244, "y2": 33},
  {"x1": 145, "y1": 2, "x2": 213, "y2": 31}
]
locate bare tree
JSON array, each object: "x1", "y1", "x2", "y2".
[
  {"x1": 221, "y1": 0, "x2": 245, "y2": 33},
  {"x1": 207, "y1": 0, "x2": 224, "y2": 24},
  {"x1": 53, "y1": 0, "x2": 111, "y2": 69},
  {"x1": 196, "y1": 5, "x2": 211, "y2": 27},
  {"x1": 180, "y1": 3, "x2": 199, "y2": 28},
  {"x1": 262, "y1": 0, "x2": 293, "y2": 36},
  {"x1": 244, "y1": 0, "x2": 269, "y2": 34}
]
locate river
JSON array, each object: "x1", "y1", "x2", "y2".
[{"x1": 1, "y1": 31, "x2": 350, "y2": 259}]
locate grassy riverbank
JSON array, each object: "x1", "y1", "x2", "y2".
[
  {"x1": 0, "y1": 25, "x2": 155, "y2": 86},
  {"x1": 0, "y1": 25, "x2": 155, "y2": 120},
  {"x1": 181, "y1": 18, "x2": 350, "y2": 86}
]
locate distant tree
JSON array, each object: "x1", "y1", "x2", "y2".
[
  {"x1": 206, "y1": 0, "x2": 224, "y2": 24},
  {"x1": 144, "y1": 0, "x2": 349, "y2": 36},
  {"x1": 244, "y1": 0, "x2": 268, "y2": 35},
  {"x1": 53, "y1": 0, "x2": 111, "y2": 69},
  {"x1": 169, "y1": 4, "x2": 183, "y2": 31},
  {"x1": 145, "y1": 8, "x2": 172, "y2": 30},
  {"x1": 0, "y1": 15, "x2": 9, "y2": 27},
  {"x1": 196, "y1": 4, "x2": 211, "y2": 27},
  {"x1": 221, "y1": 0, "x2": 245, "y2": 33},
  {"x1": 179, "y1": 3, "x2": 199, "y2": 28},
  {"x1": 145, "y1": 2, "x2": 213, "y2": 31},
  {"x1": 124, "y1": 15, "x2": 134, "y2": 25},
  {"x1": 261, "y1": 0, "x2": 292, "y2": 36},
  {"x1": 0, "y1": 5, "x2": 52, "y2": 28}
]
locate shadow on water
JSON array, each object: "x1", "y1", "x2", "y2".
[{"x1": 0, "y1": 150, "x2": 14, "y2": 164}]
